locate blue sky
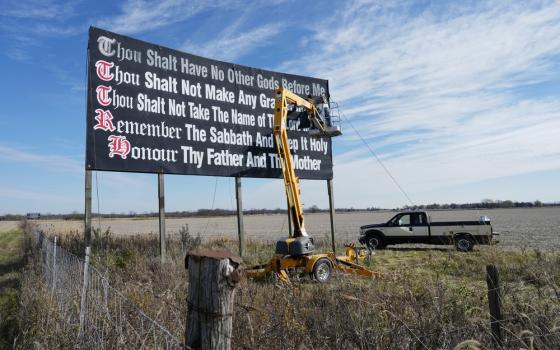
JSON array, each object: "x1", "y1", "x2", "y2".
[{"x1": 1, "y1": 0, "x2": 559, "y2": 214}]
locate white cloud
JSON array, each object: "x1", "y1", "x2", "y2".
[
  {"x1": 270, "y1": 0, "x2": 560, "y2": 206},
  {"x1": 98, "y1": 0, "x2": 287, "y2": 61},
  {"x1": 95, "y1": 0, "x2": 290, "y2": 35},
  {"x1": 0, "y1": 0, "x2": 84, "y2": 61},
  {"x1": 0, "y1": 145, "x2": 82, "y2": 173},
  {"x1": 0, "y1": 145, "x2": 148, "y2": 188},
  {"x1": 97, "y1": 0, "x2": 235, "y2": 34},
  {"x1": 0, "y1": 0, "x2": 79, "y2": 20},
  {"x1": 182, "y1": 23, "x2": 282, "y2": 61}
]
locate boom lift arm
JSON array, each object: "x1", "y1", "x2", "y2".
[
  {"x1": 273, "y1": 87, "x2": 340, "y2": 239},
  {"x1": 246, "y1": 87, "x2": 380, "y2": 282}
]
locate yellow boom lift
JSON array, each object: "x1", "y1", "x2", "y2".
[{"x1": 246, "y1": 87, "x2": 381, "y2": 282}]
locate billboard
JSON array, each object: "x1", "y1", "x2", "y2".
[{"x1": 86, "y1": 27, "x2": 333, "y2": 179}]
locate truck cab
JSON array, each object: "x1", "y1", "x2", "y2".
[
  {"x1": 359, "y1": 211, "x2": 497, "y2": 252},
  {"x1": 384, "y1": 212, "x2": 430, "y2": 239}
]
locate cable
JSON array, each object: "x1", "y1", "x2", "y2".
[
  {"x1": 203, "y1": 177, "x2": 219, "y2": 235},
  {"x1": 278, "y1": 207, "x2": 287, "y2": 237},
  {"x1": 333, "y1": 99, "x2": 415, "y2": 206},
  {"x1": 228, "y1": 178, "x2": 236, "y2": 211}
]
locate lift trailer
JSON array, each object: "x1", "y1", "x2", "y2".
[{"x1": 245, "y1": 87, "x2": 381, "y2": 282}]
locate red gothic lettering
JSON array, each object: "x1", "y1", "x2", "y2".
[
  {"x1": 96, "y1": 85, "x2": 112, "y2": 106},
  {"x1": 94, "y1": 109, "x2": 116, "y2": 132},
  {"x1": 108, "y1": 135, "x2": 131, "y2": 159},
  {"x1": 95, "y1": 60, "x2": 114, "y2": 81}
]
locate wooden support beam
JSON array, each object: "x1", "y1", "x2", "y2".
[
  {"x1": 84, "y1": 169, "x2": 92, "y2": 248},
  {"x1": 158, "y1": 173, "x2": 166, "y2": 263},
  {"x1": 327, "y1": 179, "x2": 336, "y2": 254},
  {"x1": 287, "y1": 198, "x2": 293, "y2": 237},
  {"x1": 235, "y1": 177, "x2": 245, "y2": 257}
]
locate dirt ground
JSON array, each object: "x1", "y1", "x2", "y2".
[{"x1": 24, "y1": 207, "x2": 560, "y2": 249}]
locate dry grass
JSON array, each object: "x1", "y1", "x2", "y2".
[
  {"x1": 230, "y1": 246, "x2": 560, "y2": 349},
  {"x1": 0, "y1": 228, "x2": 25, "y2": 348},
  {"x1": 19, "y1": 226, "x2": 560, "y2": 349},
  {"x1": 16, "y1": 270, "x2": 79, "y2": 349},
  {"x1": 0, "y1": 221, "x2": 19, "y2": 233}
]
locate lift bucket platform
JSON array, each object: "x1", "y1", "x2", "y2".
[{"x1": 308, "y1": 126, "x2": 342, "y2": 137}]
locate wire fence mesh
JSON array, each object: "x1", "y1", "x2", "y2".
[{"x1": 31, "y1": 229, "x2": 183, "y2": 350}]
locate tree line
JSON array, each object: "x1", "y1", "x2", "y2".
[
  {"x1": 400, "y1": 199, "x2": 554, "y2": 211},
  {"x1": 1, "y1": 200, "x2": 557, "y2": 221}
]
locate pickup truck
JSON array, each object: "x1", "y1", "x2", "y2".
[{"x1": 358, "y1": 211, "x2": 498, "y2": 252}]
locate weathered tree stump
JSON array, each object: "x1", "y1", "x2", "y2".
[{"x1": 185, "y1": 249, "x2": 242, "y2": 350}]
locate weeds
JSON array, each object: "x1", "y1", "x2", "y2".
[
  {"x1": 0, "y1": 228, "x2": 27, "y2": 348},
  {"x1": 178, "y1": 224, "x2": 201, "y2": 255},
  {"x1": 17, "y1": 226, "x2": 560, "y2": 349}
]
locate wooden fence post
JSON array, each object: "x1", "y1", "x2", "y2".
[
  {"x1": 486, "y1": 264, "x2": 503, "y2": 347},
  {"x1": 185, "y1": 249, "x2": 242, "y2": 350}
]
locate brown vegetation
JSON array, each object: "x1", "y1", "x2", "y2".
[{"x1": 16, "y1": 224, "x2": 560, "y2": 349}]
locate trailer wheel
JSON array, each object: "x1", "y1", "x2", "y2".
[
  {"x1": 312, "y1": 258, "x2": 332, "y2": 283},
  {"x1": 455, "y1": 235, "x2": 474, "y2": 252}
]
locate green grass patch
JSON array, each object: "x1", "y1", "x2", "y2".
[{"x1": 0, "y1": 228, "x2": 25, "y2": 346}]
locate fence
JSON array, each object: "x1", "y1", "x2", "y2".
[{"x1": 31, "y1": 229, "x2": 183, "y2": 349}]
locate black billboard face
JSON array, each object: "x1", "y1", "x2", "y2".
[{"x1": 86, "y1": 27, "x2": 333, "y2": 180}]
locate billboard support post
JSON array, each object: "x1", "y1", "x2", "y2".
[
  {"x1": 235, "y1": 177, "x2": 245, "y2": 257},
  {"x1": 84, "y1": 169, "x2": 92, "y2": 248},
  {"x1": 287, "y1": 199, "x2": 293, "y2": 237},
  {"x1": 158, "y1": 173, "x2": 166, "y2": 263},
  {"x1": 327, "y1": 179, "x2": 336, "y2": 254}
]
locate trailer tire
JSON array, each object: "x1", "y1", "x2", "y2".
[
  {"x1": 366, "y1": 235, "x2": 385, "y2": 250},
  {"x1": 455, "y1": 235, "x2": 474, "y2": 252},
  {"x1": 312, "y1": 258, "x2": 332, "y2": 283}
]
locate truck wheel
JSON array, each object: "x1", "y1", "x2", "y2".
[
  {"x1": 312, "y1": 258, "x2": 332, "y2": 283},
  {"x1": 367, "y1": 235, "x2": 385, "y2": 250},
  {"x1": 455, "y1": 235, "x2": 474, "y2": 252}
]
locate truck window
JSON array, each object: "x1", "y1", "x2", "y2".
[
  {"x1": 397, "y1": 214, "x2": 411, "y2": 226},
  {"x1": 411, "y1": 213, "x2": 426, "y2": 225}
]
